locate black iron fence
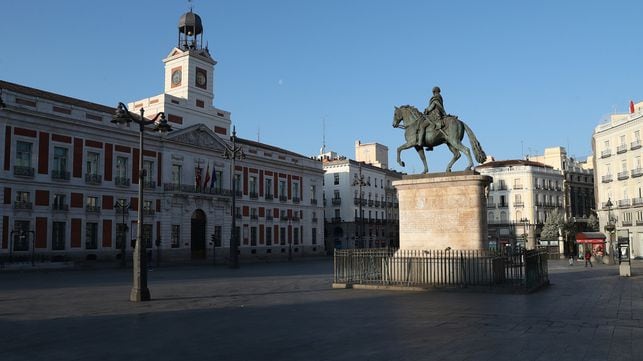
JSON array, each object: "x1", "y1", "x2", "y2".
[{"x1": 334, "y1": 248, "x2": 549, "y2": 292}]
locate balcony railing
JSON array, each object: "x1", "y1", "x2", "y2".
[
  {"x1": 162, "y1": 183, "x2": 233, "y2": 196},
  {"x1": 142, "y1": 208, "x2": 155, "y2": 216},
  {"x1": 393, "y1": 203, "x2": 399, "y2": 208},
  {"x1": 632, "y1": 198, "x2": 643, "y2": 207},
  {"x1": 235, "y1": 190, "x2": 243, "y2": 198},
  {"x1": 265, "y1": 193, "x2": 274, "y2": 200},
  {"x1": 280, "y1": 215, "x2": 289, "y2": 221},
  {"x1": 115, "y1": 176, "x2": 130, "y2": 186},
  {"x1": 14, "y1": 201, "x2": 33, "y2": 209},
  {"x1": 331, "y1": 217, "x2": 342, "y2": 223},
  {"x1": 513, "y1": 185, "x2": 523, "y2": 190},
  {"x1": 601, "y1": 174, "x2": 613, "y2": 183},
  {"x1": 513, "y1": 201, "x2": 524, "y2": 208},
  {"x1": 498, "y1": 203, "x2": 508, "y2": 208},
  {"x1": 332, "y1": 197, "x2": 342, "y2": 205},
  {"x1": 618, "y1": 199, "x2": 631, "y2": 208},
  {"x1": 622, "y1": 221, "x2": 633, "y2": 227},
  {"x1": 249, "y1": 192, "x2": 258, "y2": 199},
  {"x1": 374, "y1": 200, "x2": 381, "y2": 207},
  {"x1": 85, "y1": 173, "x2": 102, "y2": 185},
  {"x1": 265, "y1": 214, "x2": 273, "y2": 221},
  {"x1": 600, "y1": 149, "x2": 612, "y2": 158},
  {"x1": 52, "y1": 203, "x2": 69, "y2": 211},
  {"x1": 143, "y1": 181, "x2": 156, "y2": 190},
  {"x1": 279, "y1": 195, "x2": 288, "y2": 202},
  {"x1": 617, "y1": 144, "x2": 628, "y2": 154},
  {"x1": 310, "y1": 198, "x2": 318, "y2": 205},
  {"x1": 637, "y1": 220, "x2": 643, "y2": 226},
  {"x1": 14, "y1": 166, "x2": 34, "y2": 177},
  {"x1": 617, "y1": 171, "x2": 629, "y2": 180},
  {"x1": 368, "y1": 200, "x2": 374, "y2": 207},
  {"x1": 51, "y1": 170, "x2": 70, "y2": 180},
  {"x1": 631, "y1": 140, "x2": 642, "y2": 150},
  {"x1": 487, "y1": 203, "x2": 496, "y2": 208},
  {"x1": 85, "y1": 205, "x2": 101, "y2": 213},
  {"x1": 115, "y1": 207, "x2": 129, "y2": 215},
  {"x1": 632, "y1": 168, "x2": 643, "y2": 178},
  {"x1": 292, "y1": 197, "x2": 300, "y2": 204},
  {"x1": 250, "y1": 214, "x2": 259, "y2": 220}
]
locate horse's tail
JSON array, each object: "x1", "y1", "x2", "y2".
[{"x1": 462, "y1": 122, "x2": 486, "y2": 164}]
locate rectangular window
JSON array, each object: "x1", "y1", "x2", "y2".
[
  {"x1": 280, "y1": 227, "x2": 286, "y2": 245},
  {"x1": 142, "y1": 224, "x2": 153, "y2": 248},
  {"x1": 143, "y1": 160, "x2": 154, "y2": 184},
  {"x1": 53, "y1": 147, "x2": 68, "y2": 173},
  {"x1": 171, "y1": 164, "x2": 182, "y2": 186},
  {"x1": 53, "y1": 193, "x2": 66, "y2": 210},
  {"x1": 292, "y1": 182, "x2": 300, "y2": 199},
  {"x1": 13, "y1": 220, "x2": 30, "y2": 251},
  {"x1": 16, "y1": 141, "x2": 32, "y2": 168},
  {"x1": 86, "y1": 222, "x2": 98, "y2": 249},
  {"x1": 334, "y1": 173, "x2": 339, "y2": 185},
  {"x1": 86, "y1": 152, "x2": 100, "y2": 175},
  {"x1": 171, "y1": 225, "x2": 180, "y2": 248},
  {"x1": 116, "y1": 156, "x2": 128, "y2": 178},
  {"x1": 234, "y1": 174, "x2": 242, "y2": 193},
  {"x1": 265, "y1": 178, "x2": 273, "y2": 196},
  {"x1": 293, "y1": 228, "x2": 299, "y2": 245},
  {"x1": 310, "y1": 185, "x2": 316, "y2": 201},
  {"x1": 266, "y1": 227, "x2": 272, "y2": 246},
  {"x1": 249, "y1": 176, "x2": 257, "y2": 196},
  {"x1": 279, "y1": 180, "x2": 287, "y2": 198},
  {"x1": 214, "y1": 170, "x2": 223, "y2": 192},
  {"x1": 52, "y1": 222, "x2": 66, "y2": 250},
  {"x1": 250, "y1": 227, "x2": 257, "y2": 246},
  {"x1": 312, "y1": 228, "x2": 317, "y2": 245}
]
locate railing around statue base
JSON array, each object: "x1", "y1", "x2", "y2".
[{"x1": 333, "y1": 248, "x2": 549, "y2": 292}]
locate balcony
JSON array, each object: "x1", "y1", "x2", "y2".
[
  {"x1": 332, "y1": 197, "x2": 342, "y2": 206},
  {"x1": 265, "y1": 214, "x2": 273, "y2": 221},
  {"x1": 52, "y1": 203, "x2": 69, "y2": 211},
  {"x1": 618, "y1": 199, "x2": 631, "y2": 208},
  {"x1": 632, "y1": 168, "x2": 643, "y2": 178},
  {"x1": 631, "y1": 140, "x2": 642, "y2": 150},
  {"x1": 331, "y1": 217, "x2": 342, "y2": 223},
  {"x1": 265, "y1": 193, "x2": 274, "y2": 201},
  {"x1": 637, "y1": 220, "x2": 643, "y2": 226},
  {"x1": 632, "y1": 198, "x2": 643, "y2": 207},
  {"x1": 85, "y1": 205, "x2": 101, "y2": 213},
  {"x1": 600, "y1": 149, "x2": 612, "y2": 158},
  {"x1": 51, "y1": 170, "x2": 70, "y2": 180},
  {"x1": 617, "y1": 144, "x2": 628, "y2": 154},
  {"x1": 143, "y1": 181, "x2": 156, "y2": 190},
  {"x1": 368, "y1": 200, "x2": 374, "y2": 207},
  {"x1": 393, "y1": 202, "x2": 399, "y2": 208},
  {"x1": 250, "y1": 214, "x2": 259, "y2": 220},
  {"x1": 374, "y1": 200, "x2": 381, "y2": 207},
  {"x1": 498, "y1": 202, "x2": 508, "y2": 208},
  {"x1": 622, "y1": 220, "x2": 633, "y2": 227},
  {"x1": 162, "y1": 183, "x2": 233, "y2": 196},
  {"x1": 513, "y1": 201, "x2": 524, "y2": 208},
  {"x1": 291, "y1": 216, "x2": 300, "y2": 222},
  {"x1": 13, "y1": 166, "x2": 34, "y2": 177},
  {"x1": 115, "y1": 207, "x2": 129, "y2": 215},
  {"x1": 312, "y1": 217, "x2": 318, "y2": 223},
  {"x1": 85, "y1": 173, "x2": 102, "y2": 185},
  {"x1": 601, "y1": 174, "x2": 613, "y2": 183},
  {"x1": 14, "y1": 201, "x2": 33, "y2": 209},
  {"x1": 235, "y1": 213, "x2": 242, "y2": 219},
  {"x1": 292, "y1": 197, "x2": 300, "y2": 204},
  {"x1": 487, "y1": 203, "x2": 496, "y2": 209},
  {"x1": 617, "y1": 171, "x2": 629, "y2": 180},
  {"x1": 235, "y1": 190, "x2": 243, "y2": 198},
  {"x1": 115, "y1": 176, "x2": 130, "y2": 187},
  {"x1": 280, "y1": 215, "x2": 289, "y2": 221},
  {"x1": 249, "y1": 192, "x2": 258, "y2": 200},
  {"x1": 279, "y1": 195, "x2": 288, "y2": 202},
  {"x1": 142, "y1": 208, "x2": 155, "y2": 217},
  {"x1": 310, "y1": 198, "x2": 318, "y2": 205},
  {"x1": 513, "y1": 184, "x2": 523, "y2": 190}
]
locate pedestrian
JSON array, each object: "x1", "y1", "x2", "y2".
[
  {"x1": 584, "y1": 249, "x2": 593, "y2": 268},
  {"x1": 568, "y1": 255, "x2": 574, "y2": 266}
]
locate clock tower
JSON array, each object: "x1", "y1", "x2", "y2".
[{"x1": 163, "y1": 10, "x2": 216, "y2": 105}]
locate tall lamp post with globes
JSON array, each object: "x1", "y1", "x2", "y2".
[
  {"x1": 352, "y1": 163, "x2": 369, "y2": 248},
  {"x1": 112, "y1": 102, "x2": 172, "y2": 302},
  {"x1": 604, "y1": 198, "x2": 615, "y2": 264},
  {"x1": 222, "y1": 126, "x2": 245, "y2": 269}
]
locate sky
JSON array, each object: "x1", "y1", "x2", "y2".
[{"x1": 2, "y1": 0, "x2": 643, "y2": 174}]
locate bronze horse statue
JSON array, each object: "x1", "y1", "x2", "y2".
[{"x1": 392, "y1": 105, "x2": 486, "y2": 173}]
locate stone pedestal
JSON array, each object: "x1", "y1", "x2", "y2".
[
  {"x1": 393, "y1": 171, "x2": 492, "y2": 251},
  {"x1": 619, "y1": 263, "x2": 632, "y2": 277}
]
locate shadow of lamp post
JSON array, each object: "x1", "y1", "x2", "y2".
[
  {"x1": 222, "y1": 126, "x2": 245, "y2": 269},
  {"x1": 112, "y1": 102, "x2": 172, "y2": 302}
]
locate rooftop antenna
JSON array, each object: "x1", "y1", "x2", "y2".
[
  {"x1": 319, "y1": 115, "x2": 327, "y2": 155},
  {"x1": 188, "y1": 0, "x2": 193, "y2": 11},
  {"x1": 257, "y1": 126, "x2": 260, "y2": 142}
]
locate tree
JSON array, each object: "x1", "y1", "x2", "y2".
[
  {"x1": 540, "y1": 209, "x2": 566, "y2": 241},
  {"x1": 586, "y1": 214, "x2": 599, "y2": 232}
]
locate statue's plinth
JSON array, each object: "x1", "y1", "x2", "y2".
[{"x1": 393, "y1": 171, "x2": 491, "y2": 250}]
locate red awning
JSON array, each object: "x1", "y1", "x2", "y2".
[{"x1": 576, "y1": 232, "x2": 606, "y2": 244}]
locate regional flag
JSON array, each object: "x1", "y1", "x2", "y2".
[{"x1": 204, "y1": 162, "x2": 211, "y2": 192}]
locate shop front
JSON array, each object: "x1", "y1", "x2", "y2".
[{"x1": 575, "y1": 232, "x2": 607, "y2": 259}]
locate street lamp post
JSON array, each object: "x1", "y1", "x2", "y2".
[
  {"x1": 604, "y1": 198, "x2": 615, "y2": 265},
  {"x1": 352, "y1": 163, "x2": 369, "y2": 248},
  {"x1": 112, "y1": 102, "x2": 172, "y2": 302},
  {"x1": 222, "y1": 126, "x2": 245, "y2": 269},
  {"x1": 114, "y1": 200, "x2": 130, "y2": 267}
]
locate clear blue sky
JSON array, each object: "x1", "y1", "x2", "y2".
[{"x1": 2, "y1": 0, "x2": 642, "y2": 173}]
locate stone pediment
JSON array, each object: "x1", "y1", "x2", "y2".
[{"x1": 167, "y1": 124, "x2": 227, "y2": 150}]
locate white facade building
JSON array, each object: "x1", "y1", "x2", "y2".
[
  {"x1": 0, "y1": 10, "x2": 324, "y2": 263},
  {"x1": 593, "y1": 102, "x2": 643, "y2": 258}
]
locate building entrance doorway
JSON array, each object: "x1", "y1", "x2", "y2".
[{"x1": 191, "y1": 209, "x2": 206, "y2": 259}]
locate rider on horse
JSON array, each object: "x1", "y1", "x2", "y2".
[{"x1": 416, "y1": 86, "x2": 446, "y2": 146}]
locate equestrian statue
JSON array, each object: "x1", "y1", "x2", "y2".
[{"x1": 392, "y1": 86, "x2": 486, "y2": 173}]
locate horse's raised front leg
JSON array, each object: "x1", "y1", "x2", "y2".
[
  {"x1": 396, "y1": 142, "x2": 416, "y2": 168},
  {"x1": 415, "y1": 146, "x2": 429, "y2": 173}
]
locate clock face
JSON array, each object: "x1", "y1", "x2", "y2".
[
  {"x1": 171, "y1": 69, "x2": 182, "y2": 85},
  {"x1": 196, "y1": 69, "x2": 207, "y2": 88}
]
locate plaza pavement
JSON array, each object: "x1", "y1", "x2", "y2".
[{"x1": 1, "y1": 258, "x2": 642, "y2": 361}]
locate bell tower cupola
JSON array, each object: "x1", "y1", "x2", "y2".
[{"x1": 163, "y1": 9, "x2": 217, "y2": 106}]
